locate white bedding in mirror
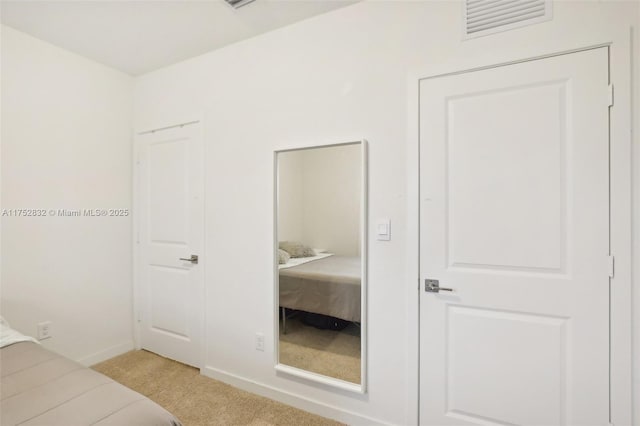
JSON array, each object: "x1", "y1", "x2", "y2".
[
  {"x1": 278, "y1": 252, "x2": 333, "y2": 269},
  {"x1": 279, "y1": 255, "x2": 361, "y2": 323}
]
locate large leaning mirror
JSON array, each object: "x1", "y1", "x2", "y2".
[{"x1": 274, "y1": 140, "x2": 367, "y2": 393}]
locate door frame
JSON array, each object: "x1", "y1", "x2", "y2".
[
  {"x1": 407, "y1": 31, "x2": 634, "y2": 425},
  {"x1": 132, "y1": 118, "x2": 206, "y2": 370}
]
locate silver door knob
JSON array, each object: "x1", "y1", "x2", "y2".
[
  {"x1": 425, "y1": 279, "x2": 453, "y2": 293},
  {"x1": 179, "y1": 254, "x2": 198, "y2": 264}
]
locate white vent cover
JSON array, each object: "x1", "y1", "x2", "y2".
[{"x1": 464, "y1": 0, "x2": 552, "y2": 39}]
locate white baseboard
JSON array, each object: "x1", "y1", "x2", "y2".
[
  {"x1": 634, "y1": 376, "x2": 639, "y2": 425},
  {"x1": 201, "y1": 366, "x2": 388, "y2": 426},
  {"x1": 77, "y1": 340, "x2": 135, "y2": 366}
]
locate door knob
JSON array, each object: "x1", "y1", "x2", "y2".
[
  {"x1": 425, "y1": 279, "x2": 453, "y2": 293},
  {"x1": 179, "y1": 254, "x2": 198, "y2": 264}
]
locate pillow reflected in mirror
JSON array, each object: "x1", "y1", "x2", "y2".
[
  {"x1": 278, "y1": 249, "x2": 291, "y2": 265},
  {"x1": 279, "y1": 241, "x2": 315, "y2": 258}
]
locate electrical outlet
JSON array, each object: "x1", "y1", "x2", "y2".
[
  {"x1": 255, "y1": 332, "x2": 264, "y2": 351},
  {"x1": 37, "y1": 321, "x2": 52, "y2": 340}
]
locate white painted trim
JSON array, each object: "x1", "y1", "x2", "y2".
[
  {"x1": 202, "y1": 365, "x2": 388, "y2": 426},
  {"x1": 359, "y1": 139, "x2": 368, "y2": 394},
  {"x1": 132, "y1": 128, "x2": 142, "y2": 350},
  {"x1": 198, "y1": 116, "x2": 208, "y2": 372},
  {"x1": 408, "y1": 32, "x2": 634, "y2": 425},
  {"x1": 405, "y1": 70, "x2": 421, "y2": 426},
  {"x1": 632, "y1": 18, "x2": 640, "y2": 426},
  {"x1": 274, "y1": 139, "x2": 366, "y2": 154},
  {"x1": 77, "y1": 340, "x2": 134, "y2": 367},
  {"x1": 608, "y1": 28, "x2": 634, "y2": 426},
  {"x1": 273, "y1": 147, "x2": 280, "y2": 374},
  {"x1": 412, "y1": 43, "x2": 610, "y2": 84},
  {"x1": 272, "y1": 139, "x2": 368, "y2": 394},
  {"x1": 274, "y1": 364, "x2": 364, "y2": 394}
]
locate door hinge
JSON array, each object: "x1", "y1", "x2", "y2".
[
  {"x1": 608, "y1": 84, "x2": 614, "y2": 107},
  {"x1": 608, "y1": 255, "x2": 615, "y2": 278}
]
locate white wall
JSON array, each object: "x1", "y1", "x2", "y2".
[
  {"x1": 277, "y1": 150, "x2": 304, "y2": 243},
  {"x1": 0, "y1": 26, "x2": 134, "y2": 365},
  {"x1": 301, "y1": 144, "x2": 361, "y2": 256},
  {"x1": 133, "y1": 1, "x2": 639, "y2": 424},
  {"x1": 278, "y1": 144, "x2": 361, "y2": 256}
]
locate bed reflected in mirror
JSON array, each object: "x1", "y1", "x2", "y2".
[{"x1": 274, "y1": 141, "x2": 367, "y2": 392}]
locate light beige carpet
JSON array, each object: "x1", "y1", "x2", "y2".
[
  {"x1": 279, "y1": 317, "x2": 361, "y2": 384},
  {"x1": 92, "y1": 350, "x2": 343, "y2": 426}
]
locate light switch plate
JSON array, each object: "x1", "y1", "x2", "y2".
[{"x1": 376, "y1": 219, "x2": 391, "y2": 241}]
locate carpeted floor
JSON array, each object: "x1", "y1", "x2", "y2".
[
  {"x1": 278, "y1": 317, "x2": 360, "y2": 384},
  {"x1": 92, "y1": 350, "x2": 343, "y2": 426}
]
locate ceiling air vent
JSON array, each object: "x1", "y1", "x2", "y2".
[
  {"x1": 464, "y1": 0, "x2": 552, "y2": 39},
  {"x1": 224, "y1": 0, "x2": 256, "y2": 9}
]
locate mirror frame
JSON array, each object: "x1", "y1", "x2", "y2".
[{"x1": 273, "y1": 140, "x2": 368, "y2": 394}]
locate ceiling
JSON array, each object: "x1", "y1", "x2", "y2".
[{"x1": 1, "y1": 0, "x2": 357, "y2": 75}]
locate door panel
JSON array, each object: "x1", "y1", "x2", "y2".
[
  {"x1": 137, "y1": 122, "x2": 204, "y2": 367},
  {"x1": 419, "y1": 48, "x2": 609, "y2": 425},
  {"x1": 148, "y1": 138, "x2": 189, "y2": 243},
  {"x1": 149, "y1": 265, "x2": 190, "y2": 337},
  {"x1": 448, "y1": 81, "x2": 567, "y2": 272},
  {"x1": 447, "y1": 306, "x2": 567, "y2": 425}
]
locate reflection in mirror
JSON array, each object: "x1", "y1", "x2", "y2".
[{"x1": 275, "y1": 141, "x2": 366, "y2": 391}]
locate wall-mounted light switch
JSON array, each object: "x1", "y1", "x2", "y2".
[{"x1": 376, "y1": 219, "x2": 391, "y2": 241}]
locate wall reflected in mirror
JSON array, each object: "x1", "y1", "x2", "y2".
[{"x1": 275, "y1": 141, "x2": 365, "y2": 387}]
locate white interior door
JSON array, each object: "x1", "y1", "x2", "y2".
[
  {"x1": 137, "y1": 122, "x2": 204, "y2": 368},
  {"x1": 419, "y1": 48, "x2": 610, "y2": 425}
]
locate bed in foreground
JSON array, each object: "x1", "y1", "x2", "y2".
[{"x1": 1, "y1": 321, "x2": 181, "y2": 426}]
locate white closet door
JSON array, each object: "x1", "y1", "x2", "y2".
[
  {"x1": 419, "y1": 48, "x2": 610, "y2": 425},
  {"x1": 137, "y1": 122, "x2": 204, "y2": 367}
]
